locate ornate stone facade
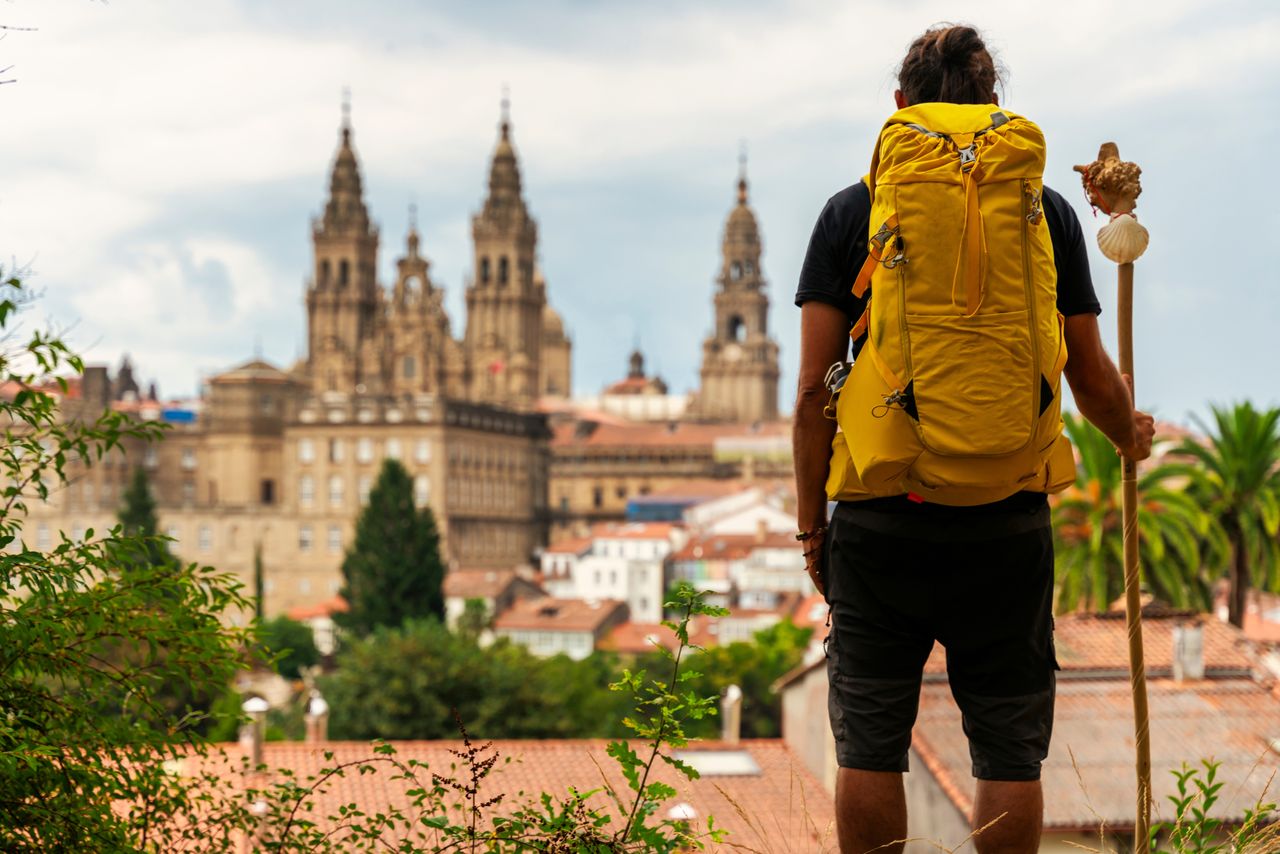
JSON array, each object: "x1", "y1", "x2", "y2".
[{"x1": 23, "y1": 104, "x2": 570, "y2": 620}]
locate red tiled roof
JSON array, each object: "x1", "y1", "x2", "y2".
[
  {"x1": 286, "y1": 595, "x2": 348, "y2": 621},
  {"x1": 443, "y1": 568, "x2": 535, "y2": 600},
  {"x1": 590, "y1": 521, "x2": 678, "y2": 541},
  {"x1": 920, "y1": 611, "x2": 1256, "y2": 676},
  {"x1": 672, "y1": 532, "x2": 795, "y2": 562},
  {"x1": 493, "y1": 597, "x2": 627, "y2": 633},
  {"x1": 640, "y1": 479, "x2": 754, "y2": 501},
  {"x1": 543, "y1": 536, "x2": 593, "y2": 555},
  {"x1": 553, "y1": 420, "x2": 790, "y2": 449},
  {"x1": 913, "y1": 677, "x2": 1280, "y2": 830},
  {"x1": 196, "y1": 739, "x2": 833, "y2": 849},
  {"x1": 599, "y1": 621, "x2": 682, "y2": 655}
]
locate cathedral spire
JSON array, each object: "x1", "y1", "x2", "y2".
[
  {"x1": 483, "y1": 90, "x2": 525, "y2": 219},
  {"x1": 321, "y1": 91, "x2": 371, "y2": 236}
]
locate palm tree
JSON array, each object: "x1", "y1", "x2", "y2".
[
  {"x1": 1177, "y1": 402, "x2": 1280, "y2": 628},
  {"x1": 1053, "y1": 413, "x2": 1226, "y2": 614}
]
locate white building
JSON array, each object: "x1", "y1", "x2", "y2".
[
  {"x1": 492, "y1": 597, "x2": 628, "y2": 661},
  {"x1": 540, "y1": 522, "x2": 682, "y2": 624}
]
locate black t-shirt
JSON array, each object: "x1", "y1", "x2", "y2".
[{"x1": 795, "y1": 181, "x2": 1100, "y2": 517}]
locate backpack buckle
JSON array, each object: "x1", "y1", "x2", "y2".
[{"x1": 958, "y1": 144, "x2": 978, "y2": 170}]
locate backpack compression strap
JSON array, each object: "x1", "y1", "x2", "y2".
[{"x1": 848, "y1": 214, "x2": 900, "y2": 342}]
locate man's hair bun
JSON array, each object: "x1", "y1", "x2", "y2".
[
  {"x1": 897, "y1": 23, "x2": 1002, "y2": 106},
  {"x1": 935, "y1": 25, "x2": 985, "y2": 66}
]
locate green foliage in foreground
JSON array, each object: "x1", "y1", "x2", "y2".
[
  {"x1": 0, "y1": 272, "x2": 254, "y2": 851},
  {"x1": 1150, "y1": 759, "x2": 1276, "y2": 853}
]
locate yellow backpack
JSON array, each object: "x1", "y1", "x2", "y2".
[{"x1": 826, "y1": 103, "x2": 1077, "y2": 506}]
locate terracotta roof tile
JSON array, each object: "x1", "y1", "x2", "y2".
[
  {"x1": 543, "y1": 536, "x2": 593, "y2": 555},
  {"x1": 493, "y1": 597, "x2": 627, "y2": 633},
  {"x1": 913, "y1": 677, "x2": 1280, "y2": 829},
  {"x1": 922, "y1": 611, "x2": 1258, "y2": 675},
  {"x1": 553, "y1": 420, "x2": 790, "y2": 449},
  {"x1": 285, "y1": 595, "x2": 348, "y2": 621},
  {"x1": 599, "y1": 621, "x2": 682, "y2": 655},
  {"x1": 590, "y1": 521, "x2": 678, "y2": 541},
  {"x1": 443, "y1": 568, "x2": 537, "y2": 600},
  {"x1": 198, "y1": 739, "x2": 834, "y2": 849}
]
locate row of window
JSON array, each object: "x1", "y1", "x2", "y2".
[
  {"x1": 298, "y1": 437, "x2": 432, "y2": 466},
  {"x1": 297, "y1": 524, "x2": 345, "y2": 554},
  {"x1": 445, "y1": 477, "x2": 520, "y2": 511},
  {"x1": 262, "y1": 576, "x2": 342, "y2": 596},
  {"x1": 299, "y1": 474, "x2": 431, "y2": 508}
]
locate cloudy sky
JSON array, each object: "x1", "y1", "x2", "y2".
[{"x1": 3, "y1": 0, "x2": 1277, "y2": 424}]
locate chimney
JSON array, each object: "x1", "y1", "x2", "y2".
[
  {"x1": 755, "y1": 517, "x2": 768, "y2": 544},
  {"x1": 721, "y1": 684, "x2": 743, "y2": 745},
  {"x1": 240, "y1": 696, "x2": 269, "y2": 768},
  {"x1": 1173, "y1": 621, "x2": 1205, "y2": 682},
  {"x1": 304, "y1": 690, "x2": 330, "y2": 744}
]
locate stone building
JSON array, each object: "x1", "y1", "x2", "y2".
[{"x1": 22, "y1": 103, "x2": 569, "y2": 620}]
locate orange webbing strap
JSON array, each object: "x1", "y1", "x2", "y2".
[
  {"x1": 853, "y1": 213, "x2": 900, "y2": 299},
  {"x1": 849, "y1": 212, "x2": 900, "y2": 344},
  {"x1": 850, "y1": 304, "x2": 870, "y2": 341},
  {"x1": 952, "y1": 173, "x2": 984, "y2": 316}
]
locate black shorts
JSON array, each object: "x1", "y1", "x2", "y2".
[{"x1": 824, "y1": 502, "x2": 1058, "y2": 782}]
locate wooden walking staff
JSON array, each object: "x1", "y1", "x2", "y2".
[{"x1": 1075, "y1": 143, "x2": 1152, "y2": 850}]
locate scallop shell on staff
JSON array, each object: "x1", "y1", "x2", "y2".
[{"x1": 1097, "y1": 213, "x2": 1149, "y2": 264}]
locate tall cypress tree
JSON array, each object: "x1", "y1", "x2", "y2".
[
  {"x1": 336, "y1": 458, "x2": 445, "y2": 636},
  {"x1": 117, "y1": 466, "x2": 172, "y2": 569}
]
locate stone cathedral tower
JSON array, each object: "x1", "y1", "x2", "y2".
[
  {"x1": 692, "y1": 161, "x2": 780, "y2": 422},
  {"x1": 463, "y1": 101, "x2": 546, "y2": 410},
  {"x1": 305, "y1": 108, "x2": 381, "y2": 394}
]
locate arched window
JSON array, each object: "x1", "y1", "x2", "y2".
[
  {"x1": 339, "y1": 259, "x2": 350, "y2": 286},
  {"x1": 498, "y1": 256, "x2": 509, "y2": 286},
  {"x1": 727, "y1": 315, "x2": 746, "y2": 342},
  {"x1": 403, "y1": 355, "x2": 416, "y2": 379},
  {"x1": 320, "y1": 260, "x2": 331, "y2": 285},
  {"x1": 730, "y1": 262, "x2": 742, "y2": 280},
  {"x1": 481, "y1": 257, "x2": 491, "y2": 284}
]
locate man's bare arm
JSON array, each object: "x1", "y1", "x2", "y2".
[
  {"x1": 1062, "y1": 313, "x2": 1154, "y2": 460},
  {"x1": 793, "y1": 301, "x2": 850, "y2": 591}
]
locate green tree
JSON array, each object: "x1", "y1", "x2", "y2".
[
  {"x1": 1177, "y1": 402, "x2": 1280, "y2": 628},
  {"x1": 260, "y1": 615, "x2": 320, "y2": 680},
  {"x1": 681, "y1": 618, "x2": 813, "y2": 739},
  {"x1": 0, "y1": 271, "x2": 253, "y2": 849},
  {"x1": 336, "y1": 458, "x2": 444, "y2": 635},
  {"x1": 1053, "y1": 412, "x2": 1227, "y2": 613},
  {"x1": 320, "y1": 619, "x2": 624, "y2": 740},
  {"x1": 116, "y1": 464, "x2": 173, "y2": 569}
]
